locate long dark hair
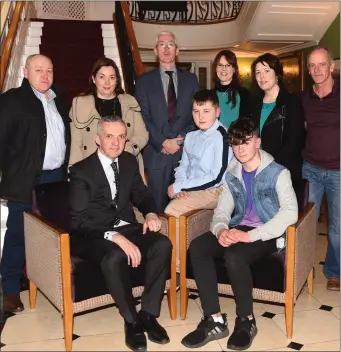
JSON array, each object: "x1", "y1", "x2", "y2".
[
  {"x1": 251, "y1": 53, "x2": 284, "y2": 91},
  {"x1": 79, "y1": 57, "x2": 125, "y2": 96},
  {"x1": 212, "y1": 50, "x2": 241, "y2": 108}
]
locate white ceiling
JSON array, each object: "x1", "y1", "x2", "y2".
[
  {"x1": 135, "y1": 1, "x2": 339, "y2": 56},
  {"x1": 239, "y1": 1, "x2": 340, "y2": 55}
]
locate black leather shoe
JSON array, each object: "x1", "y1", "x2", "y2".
[
  {"x1": 138, "y1": 310, "x2": 170, "y2": 344},
  {"x1": 124, "y1": 320, "x2": 147, "y2": 352}
]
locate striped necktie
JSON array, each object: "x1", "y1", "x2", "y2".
[{"x1": 165, "y1": 70, "x2": 177, "y2": 126}]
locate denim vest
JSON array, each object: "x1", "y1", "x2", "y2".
[{"x1": 225, "y1": 161, "x2": 286, "y2": 250}]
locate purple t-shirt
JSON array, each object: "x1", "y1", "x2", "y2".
[{"x1": 240, "y1": 168, "x2": 263, "y2": 227}]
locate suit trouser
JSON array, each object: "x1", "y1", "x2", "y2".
[
  {"x1": 71, "y1": 226, "x2": 172, "y2": 323},
  {"x1": 147, "y1": 159, "x2": 179, "y2": 213},
  {"x1": 189, "y1": 229, "x2": 277, "y2": 318},
  {"x1": 0, "y1": 167, "x2": 64, "y2": 295}
]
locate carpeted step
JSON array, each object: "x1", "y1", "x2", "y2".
[{"x1": 39, "y1": 18, "x2": 105, "y2": 108}]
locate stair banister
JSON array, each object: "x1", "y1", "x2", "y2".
[
  {"x1": 0, "y1": 1, "x2": 24, "y2": 91},
  {"x1": 119, "y1": 1, "x2": 144, "y2": 77}
]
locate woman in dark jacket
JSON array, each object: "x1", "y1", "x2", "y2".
[
  {"x1": 250, "y1": 53, "x2": 306, "y2": 205},
  {"x1": 212, "y1": 50, "x2": 251, "y2": 128}
]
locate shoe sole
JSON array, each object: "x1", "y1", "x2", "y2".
[
  {"x1": 226, "y1": 327, "x2": 258, "y2": 351},
  {"x1": 147, "y1": 335, "x2": 170, "y2": 344},
  {"x1": 327, "y1": 287, "x2": 340, "y2": 291},
  {"x1": 125, "y1": 342, "x2": 147, "y2": 352},
  {"x1": 4, "y1": 307, "x2": 24, "y2": 313},
  {"x1": 181, "y1": 329, "x2": 229, "y2": 349}
]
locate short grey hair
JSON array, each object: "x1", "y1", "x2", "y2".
[
  {"x1": 97, "y1": 115, "x2": 127, "y2": 135},
  {"x1": 307, "y1": 46, "x2": 334, "y2": 67},
  {"x1": 155, "y1": 31, "x2": 177, "y2": 47}
]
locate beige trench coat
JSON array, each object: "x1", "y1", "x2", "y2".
[{"x1": 69, "y1": 94, "x2": 148, "y2": 182}]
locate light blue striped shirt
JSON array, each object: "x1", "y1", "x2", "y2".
[
  {"x1": 32, "y1": 87, "x2": 66, "y2": 170},
  {"x1": 173, "y1": 120, "x2": 233, "y2": 194}
]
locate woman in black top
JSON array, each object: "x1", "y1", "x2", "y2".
[{"x1": 250, "y1": 53, "x2": 306, "y2": 206}]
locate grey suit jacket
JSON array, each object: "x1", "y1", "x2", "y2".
[{"x1": 135, "y1": 67, "x2": 199, "y2": 169}]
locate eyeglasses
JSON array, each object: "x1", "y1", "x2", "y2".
[
  {"x1": 217, "y1": 63, "x2": 233, "y2": 70},
  {"x1": 308, "y1": 62, "x2": 328, "y2": 70},
  {"x1": 157, "y1": 42, "x2": 176, "y2": 49}
]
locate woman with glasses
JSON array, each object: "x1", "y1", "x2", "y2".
[
  {"x1": 69, "y1": 57, "x2": 148, "y2": 181},
  {"x1": 212, "y1": 50, "x2": 251, "y2": 128},
  {"x1": 250, "y1": 53, "x2": 306, "y2": 206}
]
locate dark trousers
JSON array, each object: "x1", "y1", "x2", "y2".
[
  {"x1": 0, "y1": 167, "x2": 64, "y2": 295},
  {"x1": 189, "y1": 228, "x2": 277, "y2": 318},
  {"x1": 292, "y1": 177, "x2": 307, "y2": 211},
  {"x1": 147, "y1": 160, "x2": 178, "y2": 213},
  {"x1": 71, "y1": 226, "x2": 172, "y2": 323}
]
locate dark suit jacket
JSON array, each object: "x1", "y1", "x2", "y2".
[
  {"x1": 69, "y1": 151, "x2": 157, "y2": 241},
  {"x1": 250, "y1": 87, "x2": 306, "y2": 182},
  {"x1": 135, "y1": 67, "x2": 199, "y2": 169},
  {"x1": 0, "y1": 78, "x2": 70, "y2": 204}
]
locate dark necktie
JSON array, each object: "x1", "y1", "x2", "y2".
[
  {"x1": 165, "y1": 71, "x2": 177, "y2": 127},
  {"x1": 110, "y1": 161, "x2": 119, "y2": 210}
]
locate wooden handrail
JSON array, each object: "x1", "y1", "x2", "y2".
[
  {"x1": 0, "y1": 1, "x2": 24, "y2": 90},
  {"x1": 120, "y1": 1, "x2": 144, "y2": 77}
]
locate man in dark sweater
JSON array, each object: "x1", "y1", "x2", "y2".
[{"x1": 301, "y1": 46, "x2": 340, "y2": 291}]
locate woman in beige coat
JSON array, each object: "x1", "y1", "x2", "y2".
[{"x1": 69, "y1": 57, "x2": 148, "y2": 181}]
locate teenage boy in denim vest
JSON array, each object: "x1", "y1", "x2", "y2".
[{"x1": 181, "y1": 117, "x2": 298, "y2": 351}]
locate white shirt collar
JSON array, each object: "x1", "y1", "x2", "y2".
[
  {"x1": 97, "y1": 149, "x2": 117, "y2": 169},
  {"x1": 31, "y1": 86, "x2": 56, "y2": 102}
]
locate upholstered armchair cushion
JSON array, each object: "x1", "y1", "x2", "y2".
[
  {"x1": 181, "y1": 203, "x2": 316, "y2": 301},
  {"x1": 31, "y1": 181, "x2": 171, "y2": 304},
  {"x1": 186, "y1": 251, "x2": 286, "y2": 293},
  {"x1": 34, "y1": 181, "x2": 71, "y2": 233},
  {"x1": 71, "y1": 254, "x2": 150, "y2": 302},
  {"x1": 183, "y1": 180, "x2": 310, "y2": 295},
  {"x1": 183, "y1": 208, "x2": 286, "y2": 293}
]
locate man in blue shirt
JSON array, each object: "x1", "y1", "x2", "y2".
[
  {"x1": 165, "y1": 89, "x2": 232, "y2": 271},
  {"x1": 0, "y1": 54, "x2": 70, "y2": 312},
  {"x1": 165, "y1": 89, "x2": 232, "y2": 217}
]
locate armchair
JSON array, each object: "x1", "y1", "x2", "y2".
[
  {"x1": 23, "y1": 181, "x2": 177, "y2": 351},
  {"x1": 179, "y1": 202, "x2": 317, "y2": 339}
]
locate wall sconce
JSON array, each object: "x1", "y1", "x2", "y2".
[{"x1": 240, "y1": 67, "x2": 251, "y2": 77}]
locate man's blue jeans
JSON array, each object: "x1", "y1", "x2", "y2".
[
  {"x1": 0, "y1": 167, "x2": 65, "y2": 295},
  {"x1": 302, "y1": 161, "x2": 340, "y2": 279}
]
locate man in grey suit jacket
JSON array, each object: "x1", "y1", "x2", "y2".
[{"x1": 135, "y1": 31, "x2": 199, "y2": 212}]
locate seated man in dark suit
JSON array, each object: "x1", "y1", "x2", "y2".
[{"x1": 69, "y1": 115, "x2": 172, "y2": 352}]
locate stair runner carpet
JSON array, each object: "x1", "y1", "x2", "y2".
[{"x1": 38, "y1": 19, "x2": 104, "y2": 109}]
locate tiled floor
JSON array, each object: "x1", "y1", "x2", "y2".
[{"x1": 0, "y1": 222, "x2": 339, "y2": 351}]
